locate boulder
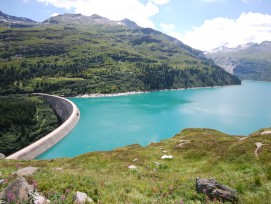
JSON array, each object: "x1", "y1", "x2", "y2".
[
  {"x1": 0, "y1": 153, "x2": 6, "y2": 159},
  {"x1": 16, "y1": 166, "x2": 39, "y2": 176},
  {"x1": 196, "y1": 178, "x2": 237, "y2": 203},
  {"x1": 54, "y1": 167, "x2": 63, "y2": 171},
  {"x1": 161, "y1": 155, "x2": 173, "y2": 159},
  {"x1": 128, "y1": 165, "x2": 137, "y2": 169},
  {"x1": 29, "y1": 191, "x2": 50, "y2": 204},
  {"x1": 73, "y1": 191, "x2": 94, "y2": 203},
  {"x1": 0, "y1": 177, "x2": 33, "y2": 203}
]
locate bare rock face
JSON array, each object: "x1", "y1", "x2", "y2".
[
  {"x1": 196, "y1": 177, "x2": 238, "y2": 203},
  {"x1": 0, "y1": 177, "x2": 33, "y2": 203}
]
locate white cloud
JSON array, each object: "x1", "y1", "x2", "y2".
[
  {"x1": 169, "y1": 31, "x2": 182, "y2": 40},
  {"x1": 196, "y1": 0, "x2": 224, "y2": 2},
  {"x1": 159, "y1": 23, "x2": 183, "y2": 41},
  {"x1": 160, "y1": 23, "x2": 175, "y2": 32},
  {"x1": 36, "y1": 0, "x2": 169, "y2": 28},
  {"x1": 177, "y1": 12, "x2": 271, "y2": 51},
  {"x1": 150, "y1": 0, "x2": 170, "y2": 5}
]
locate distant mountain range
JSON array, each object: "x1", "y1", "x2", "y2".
[
  {"x1": 0, "y1": 11, "x2": 141, "y2": 29},
  {"x1": 43, "y1": 13, "x2": 141, "y2": 29},
  {"x1": 206, "y1": 41, "x2": 271, "y2": 81},
  {"x1": 0, "y1": 11, "x2": 37, "y2": 28},
  {"x1": 0, "y1": 11, "x2": 240, "y2": 95}
]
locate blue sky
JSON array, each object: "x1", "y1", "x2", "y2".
[{"x1": 1, "y1": 0, "x2": 271, "y2": 51}]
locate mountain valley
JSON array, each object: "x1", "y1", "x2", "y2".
[{"x1": 0, "y1": 11, "x2": 240, "y2": 96}]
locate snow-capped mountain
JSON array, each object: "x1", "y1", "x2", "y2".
[{"x1": 206, "y1": 41, "x2": 271, "y2": 81}]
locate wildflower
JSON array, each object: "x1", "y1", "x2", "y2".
[
  {"x1": 61, "y1": 194, "x2": 66, "y2": 201},
  {"x1": 65, "y1": 188, "x2": 71, "y2": 194},
  {"x1": 3, "y1": 179, "x2": 9, "y2": 184}
]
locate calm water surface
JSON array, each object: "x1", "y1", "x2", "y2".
[{"x1": 38, "y1": 81, "x2": 271, "y2": 159}]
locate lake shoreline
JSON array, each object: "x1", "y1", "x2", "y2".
[
  {"x1": 75, "y1": 84, "x2": 241, "y2": 98},
  {"x1": 40, "y1": 81, "x2": 271, "y2": 159}
]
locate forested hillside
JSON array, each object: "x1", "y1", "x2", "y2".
[
  {"x1": 0, "y1": 13, "x2": 241, "y2": 96},
  {"x1": 0, "y1": 95, "x2": 59, "y2": 156}
]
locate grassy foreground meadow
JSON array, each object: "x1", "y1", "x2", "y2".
[{"x1": 1, "y1": 128, "x2": 271, "y2": 203}]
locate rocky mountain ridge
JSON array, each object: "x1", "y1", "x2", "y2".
[
  {"x1": 0, "y1": 11, "x2": 140, "y2": 30},
  {"x1": 0, "y1": 11, "x2": 37, "y2": 28},
  {"x1": 206, "y1": 42, "x2": 257, "y2": 54},
  {"x1": 43, "y1": 13, "x2": 141, "y2": 29},
  {"x1": 206, "y1": 41, "x2": 271, "y2": 81}
]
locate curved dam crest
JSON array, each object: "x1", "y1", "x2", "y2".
[{"x1": 6, "y1": 93, "x2": 80, "y2": 160}]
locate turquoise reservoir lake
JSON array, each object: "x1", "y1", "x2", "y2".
[{"x1": 38, "y1": 81, "x2": 271, "y2": 159}]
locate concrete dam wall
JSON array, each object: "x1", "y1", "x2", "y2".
[{"x1": 6, "y1": 94, "x2": 80, "y2": 160}]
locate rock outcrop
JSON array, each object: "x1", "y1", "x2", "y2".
[
  {"x1": 29, "y1": 191, "x2": 49, "y2": 204},
  {"x1": 0, "y1": 168, "x2": 49, "y2": 204},
  {"x1": 74, "y1": 191, "x2": 94, "y2": 203},
  {"x1": 196, "y1": 177, "x2": 238, "y2": 203},
  {"x1": 0, "y1": 177, "x2": 33, "y2": 203}
]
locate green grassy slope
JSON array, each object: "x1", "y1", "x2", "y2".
[
  {"x1": 0, "y1": 17, "x2": 240, "y2": 96},
  {"x1": 1, "y1": 128, "x2": 270, "y2": 203}
]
